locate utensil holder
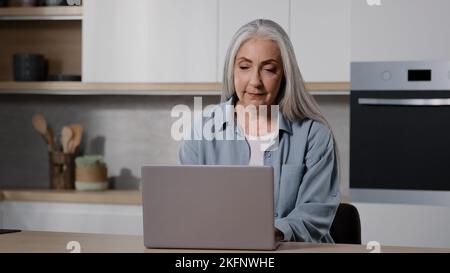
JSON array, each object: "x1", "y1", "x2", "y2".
[{"x1": 49, "y1": 151, "x2": 75, "y2": 189}]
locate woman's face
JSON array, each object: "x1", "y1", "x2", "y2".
[{"x1": 233, "y1": 37, "x2": 284, "y2": 107}]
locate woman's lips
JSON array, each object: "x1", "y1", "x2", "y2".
[{"x1": 246, "y1": 91, "x2": 266, "y2": 98}]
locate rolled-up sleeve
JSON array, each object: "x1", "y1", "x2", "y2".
[{"x1": 275, "y1": 122, "x2": 340, "y2": 243}]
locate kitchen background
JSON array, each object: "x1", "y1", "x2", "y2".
[{"x1": 1, "y1": 0, "x2": 450, "y2": 248}]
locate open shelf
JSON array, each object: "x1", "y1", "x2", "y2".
[
  {"x1": 0, "y1": 81, "x2": 350, "y2": 96},
  {"x1": 0, "y1": 20, "x2": 81, "y2": 81},
  {"x1": 0, "y1": 6, "x2": 83, "y2": 20}
]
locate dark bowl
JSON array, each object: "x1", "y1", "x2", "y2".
[
  {"x1": 13, "y1": 53, "x2": 47, "y2": 81},
  {"x1": 48, "y1": 74, "x2": 82, "y2": 81}
]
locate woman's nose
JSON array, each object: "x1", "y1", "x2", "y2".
[{"x1": 249, "y1": 69, "x2": 263, "y2": 88}]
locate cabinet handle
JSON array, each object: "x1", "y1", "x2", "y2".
[{"x1": 358, "y1": 98, "x2": 450, "y2": 106}]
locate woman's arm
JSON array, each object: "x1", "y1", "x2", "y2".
[
  {"x1": 179, "y1": 139, "x2": 199, "y2": 164},
  {"x1": 275, "y1": 122, "x2": 340, "y2": 243},
  {"x1": 275, "y1": 228, "x2": 284, "y2": 241},
  {"x1": 178, "y1": 116, "x2": 204, "y2": 165}
]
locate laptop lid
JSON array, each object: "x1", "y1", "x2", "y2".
[{"x1": 141, "y1": 165, "x2": 276, "y2": 250}]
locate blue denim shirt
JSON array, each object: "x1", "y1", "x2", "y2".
[{"x1": 178, "y1": 98, "x2": 340, "y2": 243}]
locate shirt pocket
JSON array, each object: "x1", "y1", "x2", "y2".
[{"x1": 279, "y1": 164, "x2": 305, "y2": 212}]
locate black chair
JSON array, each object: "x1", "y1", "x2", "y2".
[{"x1": 330, "y1": 203, "x2": 361, "y2": 244}]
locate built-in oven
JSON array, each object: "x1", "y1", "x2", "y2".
[{"x1": 350, "y1": 61, "x2": 450, "y2": 205}]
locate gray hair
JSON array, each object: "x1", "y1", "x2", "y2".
[{"x1": 221, "y1": 19, "x2": 340, "y2": 171}]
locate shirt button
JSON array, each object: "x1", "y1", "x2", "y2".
[{"x1": 274, "y1": 213, "x2": 278, "y2": 217}]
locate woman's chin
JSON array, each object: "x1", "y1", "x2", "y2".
[
  {"x1": 242, "y1": 101, "x2": 266, "y2": 108},
  {"x1": 243, "y1": 96, "x2": 269, "y2": 106}
]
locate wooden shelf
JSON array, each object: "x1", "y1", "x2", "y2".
[
  {"x1": 0, "y1": 81, "x2": 350, "y2": 96},
  {"x1": 0, "y1": 189, "x2": 141, "y2": 205},
  {"x1": 0, "y1": 6, "x2": 83, "y2": 20}
]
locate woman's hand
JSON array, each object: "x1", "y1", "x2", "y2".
[{"x1": 275, "y1": 228, "x2": 284, "y2": 242}]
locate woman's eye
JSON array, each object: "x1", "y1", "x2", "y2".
[
  {"x1": 239, "y1": 66, "x2": 250, "y2": 70},
  {"x1": 264, "y1": 68, "x2": 276, "y2": 73}
]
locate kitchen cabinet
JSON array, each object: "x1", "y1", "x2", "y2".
[
  {"x1": 1, "y1": 201, "x2": 143, "y2": 235},
  {"x1": 351, "y1": 0, "x2": 450, "y2": 62},
  {"x1": 290, "y1": 0, "x2": 350, "y2": 82},
  {"x1": 217, "y1": 0, "x2": 290, "y2": 82},
  {"x1": 0, "y1": 190, "x2": 143, "y2": 235},
  {"x1": 354, "y1": 202, "x2": 450, "y2": 248},
  {"x1": 83, "y1": 0, "x2": 217, "y2": 83}
]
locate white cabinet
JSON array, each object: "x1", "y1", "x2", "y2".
[
  {"x1": 353, "y1": 202, "x2": 450, "y2": 248},
  {"x1": 290, "y1": 0, "x2": 350, "y2": 82},
  {"x1": 217, "y1": 0, "x2": 290, "y2": 81},
  {"x1": 1, "y1": 201, "x2": 143, "y2": 235},
  {"x1": 351, "y1": 0, "x2": 450, "y2": 62},
  {"x1": 83, "y1": 0, "x2": 351, "y2": 83},
  {"x1": 83, "y1": 0, "x2": 218, "y2": 83}
]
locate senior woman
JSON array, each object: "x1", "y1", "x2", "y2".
[{"x1": 179, "y1": 19, "x2": 340, "y2": 243}]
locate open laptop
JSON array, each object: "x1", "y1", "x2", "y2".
[{"x1": 141, "y1": 165, "x2": 278, "y2": 250}]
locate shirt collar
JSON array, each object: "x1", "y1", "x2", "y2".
[{"x1": 220, "y1": 96, "x2": 293, "y2": 135}]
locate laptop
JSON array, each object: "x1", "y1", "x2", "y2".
[{"x1": 141, "y1": 165, "x2": 278, "y2": 250}]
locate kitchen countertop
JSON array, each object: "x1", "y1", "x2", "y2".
[
  {"x1": 1, "y1": 230, "x2": 449, "y2": 253},
  {"x1": 0, "y1": 189, "x2": 141, "y2": 205}
]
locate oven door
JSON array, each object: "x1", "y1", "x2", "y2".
[{"x1": 350, "y1": 90, "x2": 450, "y2": 196}]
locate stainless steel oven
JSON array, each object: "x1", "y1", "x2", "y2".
[{"x1": 350, "y1": 61, "x2": 450, "y2": 205}]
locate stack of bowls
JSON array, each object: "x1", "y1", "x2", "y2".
[{"x1": 13, "y1": 53, "x2": 46, "y2": 81}]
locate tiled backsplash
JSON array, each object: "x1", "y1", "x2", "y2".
[{"x1": 0, "y1": 94, "x2": 349, "y2": 194}]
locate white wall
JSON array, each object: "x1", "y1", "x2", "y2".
[{"x1": 351, "y1": 0, "x2": 450, "y2": 61}]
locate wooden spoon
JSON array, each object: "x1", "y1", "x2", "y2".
[
  {"x1": 47, "y1": 126, "x2": 57, "y2": 152},
  {"x1": 68, "y1": 124, "x2": 83, "y2": 153},
  {"x1": 61, "y1": 126, "x2": 73, "y2": 154},
  {"x1": 32, "y1": 114, "x2": 53, "y2": 151}
]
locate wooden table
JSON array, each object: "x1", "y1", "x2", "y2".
[{"x1": 0, "y1": 231, "x2": 449, "y2": 253}]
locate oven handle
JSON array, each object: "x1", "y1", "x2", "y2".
[{"x1": 358, "y1": 98, "x2": 450, "y2": 106}]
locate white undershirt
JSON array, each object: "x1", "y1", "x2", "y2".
[{"x1": 246, "y1": 131, "x2": 278, "y2": 166}]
